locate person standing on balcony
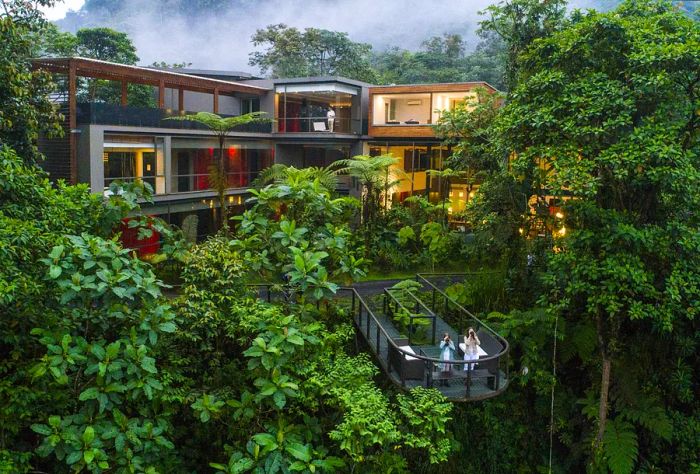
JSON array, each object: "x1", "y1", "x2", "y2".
[
  {"x1": 463, "y1": 327, "x2": 481, "y2": 371},
  {"x1": 439, "y1": 332, "x2": 455, "y2": 386},
  {"x1": 326, "y1": 106, "x2": 335, "y2": 132}
]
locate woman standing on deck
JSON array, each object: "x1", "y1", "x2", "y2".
[
  {"x1": 439, "y1": 332, "x2": 455, "y2": 386},
  {"x1": 463, "y1": 327, "x2": 481, "y2": 371}
]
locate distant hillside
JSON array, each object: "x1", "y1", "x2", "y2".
[{"x1": 55, "y1": 0, "x2": 632, "y2": 71}]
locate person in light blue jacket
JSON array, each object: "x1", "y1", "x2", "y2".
[{"x1": 439, "y1": 332, "x2": 455, "y2": 386}]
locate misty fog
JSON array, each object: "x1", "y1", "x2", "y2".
[{"x1": 57, "y1": 0, "x2": 620, "y2": 73}]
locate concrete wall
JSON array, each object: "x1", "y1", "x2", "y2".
[{"x1": 163, "y1": 90, "x2": 241, "y2": 115}]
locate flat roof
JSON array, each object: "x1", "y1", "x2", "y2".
[
  {"x1": 369, "y1": 81, "x2": 500, "y2": 93},
  {"x1": 32, "y1": 57, "x2": 271, "y2": 95},
  {"x1": 155, "y1": 67, "x2": 259, "y2": 81},
  {"x1": 243, "y1": 75, "x2": 371, "y2": 89}
]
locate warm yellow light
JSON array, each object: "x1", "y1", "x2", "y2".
[
  {"x1": 458, "y1": 191, "x2": 464, "y2": 198},
  {"x1": 449, "y1": 191, "x2": 454, "y2": 197},
  {"x1": 558, "y1": 226, "x2": 566, "y2": 236},
  {"x1": 469, "y1": 191, "x2": 475, "y2": 198},
  {"x1": 228, "y1": 196, "x2": 234, "y2": 203},
  {"x1": 518, "y1": 228, "x2": 524, "y2": 235},
  {"x1": 447, "y1": 206, "x2": 453, "y2": 214},
  {"x1": 555, "y1": 212, "x2": 564, "y2": 219}
]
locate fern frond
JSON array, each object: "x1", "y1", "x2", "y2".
[{"x1": 603, "y1": 418, "x2": 638, "y2": 474}]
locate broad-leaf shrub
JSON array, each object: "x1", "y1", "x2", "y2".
[{"x1": 31, "y1": 234, "x2": 176, "y2": 472}]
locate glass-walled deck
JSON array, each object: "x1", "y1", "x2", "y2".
[
  {"x1": 103, "y1": 135, "x2": 165, "y2": 193},
  {"x1": 276, "y1": 83, "x2": 361, "y2": 134}
]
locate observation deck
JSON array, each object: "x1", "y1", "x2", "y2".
[{"x1": 255, "y1": 273, "x2": 510, "y2": 402}]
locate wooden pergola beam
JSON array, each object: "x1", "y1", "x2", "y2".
[{"x1": 31, "y1": 57, "x2": 268, "y2": 96}]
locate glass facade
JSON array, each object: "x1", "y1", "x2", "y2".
[
  {"x1": 275, "y1": 83, "x2": 361, "y2": 134},
  {"x1": 371, "y1": 91, "x2": 478, "y2": 126},
  {"x1": 103, "y1": 135, "x2": 165, "y2": 193},
  {"x1": 369, "y1": 141, "x2": 471, "y2": 209},
  {"x1": 171, "y1": 139, "x2": 274, "y2": 193}
]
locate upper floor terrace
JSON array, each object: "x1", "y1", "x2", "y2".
[
  {"x1": 243, "y1": 76, "x2": 370, "y2": 137},
  {"x1": 369, "y1": 82, "x2": 498, "y2": 138},
  {"x1": 32, "y1": 57, "x2": 272, "y2": 184}
]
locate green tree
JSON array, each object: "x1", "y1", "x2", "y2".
[
  {"x1": 253, "y1": 162, "x2": 347, "y2": 195},
  {"x1": 500, "y1": 1, "x2": 700, "y2": 471},
  {"x1": 425, "y1": 168, "x2": 465, "y2": 224},
  {"x1": 338, "y1": 154, "x2": 404, "y2": 233},
  {"x1": 167, "y1": 111, "x2": 268, "y2": 232},
  {"x1": 249, "y1": 24, "x2": 378, "y2": 83},
  {"x1": 75, "y1": 27, "x2": 138, "y2": 63},
  {"x1": 0, "y1": 0, "x2": 63, "y2": 162},
  {"x1": 479, "y1": 0, "x2": 566, "y2": 91}
]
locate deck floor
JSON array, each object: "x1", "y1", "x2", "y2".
[{"x1": 352, "y1": 281, "x2": 507, "y2": 401}]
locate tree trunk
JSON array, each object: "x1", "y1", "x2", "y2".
[
  {"x1": 218, "y1": 136, "x2": 228, "y2": 233},
  {"x1": 595, "y1": 315, "x2": 611, "y2": 449}
]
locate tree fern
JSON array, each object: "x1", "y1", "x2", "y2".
[
  {"x1": 620, "y1": 396, "x2": 672, "y2": 441},
  {"x1": 603, "y1": 418, "x2": 638, "y2": 474}
]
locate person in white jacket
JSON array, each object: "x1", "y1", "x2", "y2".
[
  {"x1": 463, "y1": 327, "x2": 481, "y2": 371},
  {"x1": 326, "y1": 107, "x2": 336, "y2": 132}
]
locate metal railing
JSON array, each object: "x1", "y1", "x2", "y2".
[
  {"x1": 383, "y1": 287, "x2": 437, "y2": 345},
  {"x1": 349, "y1": 281, "x2": 508, "y2": 400},
  {"x1": 172, "y1": 172, "x2": 262, "y2": 193},
  {"x1": 76, "y1": 103, "x2": 272, "y2": 133}
]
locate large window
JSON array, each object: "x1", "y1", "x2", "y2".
[
  {"x1": 171, "y1": 139, "x2": 273, "y2": 193},
  {"x1": 372, "y1": 93, "x2": 431, "y2": 126},
  {"x1": 276, "y1": 83, "x2": 360, "y2": 134},
  {"x1": 103, "y1": 136, "x2": 165, "y2": 193},
  {"x1": 368, "y1": 142, "x2": 452, "y2": 204},
  {"x1": 431, "y1": 91, "x2": 477, "y2": 123}
]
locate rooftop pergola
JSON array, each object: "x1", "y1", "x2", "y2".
[{"x1": 31, "y1": 57, "x2": 270, "y2": 183}]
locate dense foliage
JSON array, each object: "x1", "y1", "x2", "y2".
[
  {"x1": 0, "y1": 0, "x2": 63, "y2": 162},
  {"x1": 2, "y1": 1, "x2": 700, "y2": 473}
]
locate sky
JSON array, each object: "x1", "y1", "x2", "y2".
[
  {"x1": 44, "y1": 0, "x2": 618, "y2": 72},
  {"x1": 40, "y1": 0, "x2": 85, "y2": 20}
]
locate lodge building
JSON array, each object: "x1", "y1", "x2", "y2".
[{"x1": 33, "y1": 57, "x2": 498, "y2": 238}]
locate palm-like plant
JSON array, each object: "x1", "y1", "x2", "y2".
[
  {"x1": 336, "y1": 154, "x2": 406, "y2": 228},
  {"x1": 426, "y1": 168, "x2": 466, "y2": 224},
  {"x1": 166, "y1": 111, "x2": 268, "y2": 232},
  {"x1": 253, "y1": 161, "x2": 348, "y2": 194}
]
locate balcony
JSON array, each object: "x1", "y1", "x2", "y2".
[
  {"x1": 275, "y1": 81, "x2": 363, "y2": 136},
  {"x1": 76, "y1": 102, "x2": 272, "y2": 134}
]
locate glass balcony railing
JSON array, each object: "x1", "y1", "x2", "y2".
[
  {"x1": 276, "y1": 116, "x2": 361, "y2": 134},
  {"x1": 76, "y1": 103, "x2": 272, "y2": 133},
  {"x1": 172, "y1": 171, "x2": 263, "y2": 193}
]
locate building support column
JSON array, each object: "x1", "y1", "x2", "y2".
[
  {"x1": 158, "y1": 80, "x2": 165, "y2": 108},
  {"x1": 164, "y1": 136, "x2": 173, "y2": 193},
  {"x1": 178, "y1": 88, "x2": 184, "y2": 113},
  {"x1": 68, "y1": 62, "x2": 77, "y2": 184},
  {"x1": 213, "y1": 87, "x2": 219, "y2": 114}
]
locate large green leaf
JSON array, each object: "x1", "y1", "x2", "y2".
[{"x1": 603, "y1": 418, "x2": 638, "y2": 474}]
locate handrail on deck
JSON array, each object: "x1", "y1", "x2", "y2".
[
  {"x1": 416, "y1": 272, "x2": 510, "y2": 355},
  {"x1": 383, "y1": 287, "x2": 438, "y2": 345}
]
